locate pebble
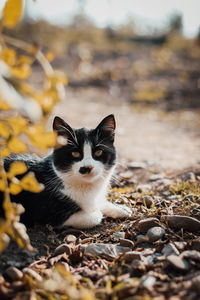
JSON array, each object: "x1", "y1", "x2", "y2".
[
  {"x1": 119, "y1": 238, "x2": 134, "y2": 249},
  {"x1": 181, "y1": 172, "x2": 196, "y2": 182},
  {"x1": 119, "y1": 171, "x2": 133, "y2": 179},
  {"x1": 138, "y1": 218, "x2": 160, "y2": 233},
  {"x1": 164, "y1": 215, "x2": 200, "y2": 232},
  {"x1": 23, "y1": 268, "x2": 42, "y2": 281},
  {"x1": 149, "y1": 174, "x2": 164, "y2": 181},
  {"x1": 162, "y1": 243, "x2": 180, "y2": 257},
  {"x1": 140, "y1": 275, "x2": 156, "y2": 289},
  {"x1": 64, "y1": 235, "x2": 77, "y2": 244},
  {"x1": 53, "y1": 243, "x2": 72, "y2": 256},
  {"x1": 167, "y1": 255, "x2": 190, "y2": 271},
  {"x1": 137, "y1": 184, "x2": 152, "y2": 193},
  {"x1": 141, "y1": 196, "x2": 154, "y2": 208},
  {"x1": 5, "y1": 267, "x2": 23, "y2": 281},
  {"x1": 112, "y1": 232, "x2": 125, "y2": 241},
  {"x1": 146, "y1": 226, "x2": 165, "y2": 242},
  {"x1": 191, "y1": 275, "x2": 200, "y2": 293},
  {"x1": 81, "y1": 243, "x2": 131, "y2": 260},
  {"x1": 128, "y1": 161, "x2": 146, "y2": 169},
  {"x1": 124, "y1": 251, "x2": 143, "y2": 262}
]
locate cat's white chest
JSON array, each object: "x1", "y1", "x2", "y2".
[{"x1": 62, "y1": 176, "x2": 108, "y2": 212}]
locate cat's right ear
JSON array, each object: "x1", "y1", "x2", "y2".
[{"x1": 53, "y1": 116, "x2": 72, "y2": 136}]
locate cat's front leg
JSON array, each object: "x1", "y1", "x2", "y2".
[
  {"x1": 62, "y1": 210, "x2": 103, "y2": 229},
  {"x1": 102, "y1": 201, "x2": 132, "y2": 219}
]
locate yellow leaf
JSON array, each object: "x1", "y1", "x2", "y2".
[
  {"x1": 8, "y1": 137, "x2": 27, "y2": 153},
  {"x1": 0, "y1": 147, "x2": 10, "y2": 157},
  {"x1": 1, "y1": 48, "x2": 16, "y2": 66},
  {"x1": 7, "y1": 117, "x2": 27, "y2": 135},
  {"x1": 20, "y1": 172, "x2": 43, "y2": 193},
  {"x1": 25, "y1": 125, "x2": 56, "y2": 151},
  {"x1": 0, "y1": 179, "x2": 6, "y2": 191},
  {"x1": 9, "y1": 182, "x2": 22, "y2": 195},
  {"x1": 0, "y1": 99, "x2": 10, "y2": 110},
  {"x1": 0, "y1": 122, "x2": 10, "y2": 139},
  {"x1": 45, "y1": 51, "x2": 55, "y2": 62},
  {"x1": 11, "y1": 64, "x2": 32, "y2": 79},
  {"x1": 7, "y1": 161, "x2": 27, "y2": 179},
  {"x1": 3, "y1": 0, "x2": 24, "y2": 28}
]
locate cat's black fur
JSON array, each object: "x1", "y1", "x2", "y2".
[{"x1": 0, "y1": 115, "x2": 116, "y2": 227}]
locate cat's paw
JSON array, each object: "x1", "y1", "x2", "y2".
[{"x1": 107, "y1": 204, "x2": 132, "y2": 219}]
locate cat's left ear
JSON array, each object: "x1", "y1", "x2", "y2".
[{"x1": 95, "y1": 114, "x2": 116, "y2": 136}]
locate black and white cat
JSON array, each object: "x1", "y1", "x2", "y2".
[{"x1": 2, "y1": 114, "x2": 132, "y2": 228}]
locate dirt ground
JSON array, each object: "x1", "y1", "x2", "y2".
[{"x1": 51, "y1": 86, "x2": 200, "y2": 170}]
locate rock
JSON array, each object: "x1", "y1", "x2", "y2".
[
  {"x1": 119, "y1": 171, "x2": 133, "y2": 179},
  {"x1": 137, "y1": 184, "x2": 152, "y2": 193},
  {"x1": 138, "y1": 218, "x2": 160, "y2": 233},
  {"x1": 174, "y1": 241, "x2": 187, "y2": 251},
  {"x1": 64, "y1": 235, "x2": 77, "y2": 244},
  {"x1": 53, "y1": 244, "x2": 72, "y2": 256},
  {"x1": 146, "y1": 226, "x2": 165, "y2": 242},
  {"x1": 124, "y1": 251, "x2": 143, "y2": 262},
  {"x1": 141, "y1": 196, "x2": 154, "y2": 208},
  {"x1": 119, "y1": 238, "x2": 134, "y2": 249},
  {"x1": 167, "y1": 255, "x2": 190, "y2": 271},
  {"x1": 81, "y1": 243, "x2": 131, "y2": 260},
  {"x1": 164, "y1": 215, "x2": 200, "y2": 232},
  {"x1": 140, "y1": 275, "x2": 156, "y2": 289},
  {"x1": 162, "y1": 243, "x2": 180, "y2": 257},
  {"x1": 167, "y1": 195, "x2": 179, "y2": 200},
  {"x1": 5, "y1": 267, "x2": 23, "y2": 281},
  {"x1": 149, "y1": 174, "x2": 164, "y2": 181},
  {"x1": 111, "y1": 232, "x2": 125, "y2": 241},
  {"x1": 23, "y1": 268, "x2": 42, "y2": 281},
  {"x1": 181, "y1": 172, "x2": 196, "y2": 182},
  {"x1": 128, "y1": 161, "x2": 146, "y2": 169},
  {"x1": 181, "y1": 250, "x2": 200, "y2": 261},
  {"x1": 191, "y1": 240, "x2": 200, "y2": 251},
  {"x1": 191, "y1": 275, "x2": 200, "y2": 293}
]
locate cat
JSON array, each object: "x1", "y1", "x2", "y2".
[{"x1": 1, "y1": 114, "x2": 132, "y2": 228}]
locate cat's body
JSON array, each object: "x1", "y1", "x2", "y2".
[{"x1": 1, "y1": 115, "x2": 132, "y2": 228}]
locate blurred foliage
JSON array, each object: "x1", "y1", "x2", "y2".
[{"x1": 0, "y1": 0, "x2": 67, "y2": 253}]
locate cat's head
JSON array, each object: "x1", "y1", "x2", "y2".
[{"x1": 52, "y1": 115, "x2": 116, "y2": 183}]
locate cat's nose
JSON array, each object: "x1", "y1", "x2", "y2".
[{"x1": 79, "y1": 166, "x2": 93, "y2": 174}]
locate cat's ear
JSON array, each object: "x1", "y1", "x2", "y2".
[
  {"x1": 95, "y1": 114, "x2": 116, "y2": 135},
  {"x1": 53, "y1": 116, "x2": 77, "y2": 147}
]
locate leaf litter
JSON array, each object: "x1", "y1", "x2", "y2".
[{"x1": 0, "y1": 162, "x2": 200, "y2": 300}]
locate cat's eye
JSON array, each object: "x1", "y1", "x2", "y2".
[
  {"x1": 94, "y1": 149, "x2": 103, "y2": 157},
  {"x1": 72, "y1": 151, "x2": 81, "y2": 158}
]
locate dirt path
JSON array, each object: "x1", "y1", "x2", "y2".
[{"x1": 51, "y1": 87, "x2": 200, "y2": 171}]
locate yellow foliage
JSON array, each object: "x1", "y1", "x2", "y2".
[
  {"x1": 3, "y1": 0, "x2": 24, "y2": 28},
  {"x1": 7, "y1": 136, "x2": 27, "y2": 153},
  {"x1": 20, "y1": 172, "x2": 43, "y2": 193},
  {"x1": 7, "y1": 161, "x2": 27, "y2": 179},
  {"x1": 0, "y1": 122, "x2": 10, "y2": 139},
  {"x1": 0, "y1": 0, "x2": 67, "y2": 255}
]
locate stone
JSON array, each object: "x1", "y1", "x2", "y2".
[
  {"x1": 181, "y1": 250, "x2": 200, "y2": 261},
  {"x1": 119, "y1": 238, "x2": 134, "y2": 249},
  {"x1": 140, "y1": 275, "x2": 156, "y2": 289},
  {"x1": 119, "y1": 171, "x2": 133, "y2": 179},
  {"x1": 181, "y1": 172, "x2": 196, "y2": 182},
  {"x1": 162, "y1": 243, "x2": 180, "y2": 257},
  {"x1": 141, "y1": 196, "x2": 154, "y2": 208},
  {"x1": 5, "y1": 267, "x2": 23, "y2": 281},
  {"x1": 81, "y1": 243, "x2": 131, "y2": 260},
  {"x1": 137, "y1": 184, "x2": 152, "y2": 193},
  {"x1": 167, "y1": 255, "x2": 190, "y2": 271},
  {"x1": 149, "y1": 174, "x2": 164, "y2": 181},
  {"x1": 111, "y1": 232, "x2": 125, "y2": 241},
  {"x1": 64, "y1": 235, "x2": 76, "y2": 244},
  {"x1": 164, "y1": 215, "x2": 200, "y2": 232},
  {"x1": 53, "y1": 244, "x2": 72, "y2": 256},
  {"x1": 23, "y1": 268, "x2": 42, "y2": 281},
  {"x1": 138, "y1": 218, "x2": 160, "y2": 233},
  {"x1": 124, "y1": 251, "x2": 143, "y2": 262},
  {"x1": 146, "y1": 226, "x2": 165, "y2": 242},
  {"x1": 128, "y1": 161, "x2": 146, "y2": 169}
]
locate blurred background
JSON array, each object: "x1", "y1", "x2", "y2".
[{"x1": 1, "y1": 0, "x2": 200, "y2": 169}]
